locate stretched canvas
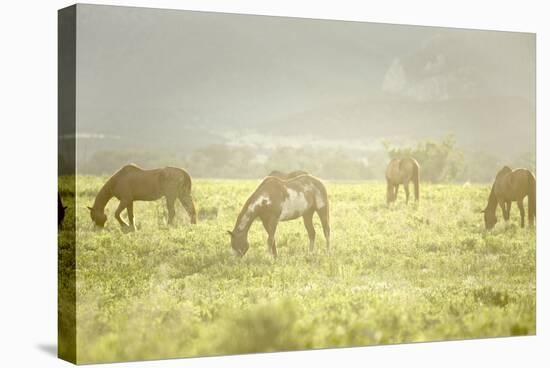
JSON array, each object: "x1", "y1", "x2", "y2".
[{"x1": 58, "y1": 4, "x2": 536, "y2": 364}]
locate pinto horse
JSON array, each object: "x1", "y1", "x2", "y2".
[
  {"x1": 88, "y1": 164, "x2": 197, "y2": 231},
  {"x1": 482, "y1": 166, "x2": 536, "y2": 229},
  {"x1": 385, "y1": 157, "x2": 420, "y2": 204},
  {"x1": 228, "y1": 174, "x2": 330, "y2": 257}
]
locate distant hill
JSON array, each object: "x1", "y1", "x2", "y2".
[
  {"x1": 77, "y1": 94, "x2": 534, "y2": 166},
  {"x1": 255, "y1": 95, "x2": 535, "y2": 158}
]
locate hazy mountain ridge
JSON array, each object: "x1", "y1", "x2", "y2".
[
  {"x1": 255, "y1": 95, "x2": 534, "y2": 157},
  {"x1": 73, "y1": 5, "x2": 535, "y2": 168},
  {"x1": 77, "y1": 94, "x2": 534, "y2": 162}
]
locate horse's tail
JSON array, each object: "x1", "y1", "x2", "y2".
[
  {"x1": 181, "y1": 170, "x2": 192, "y2": 195},
  {"x1": 412, "y1": 161, "x2": 420, "y2": 201},
  {"x1": 527, "y1": 171, "x2": 536, "y2": 225},
  {"x1": 183, "y1": 171, "x2": 197, "y2": 224}
]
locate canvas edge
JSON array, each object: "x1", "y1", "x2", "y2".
[{"x1": 58, "y1": 3, "x2": 77, "y2": 365}]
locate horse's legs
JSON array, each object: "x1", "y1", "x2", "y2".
[
  {"x1": 317, "y1": 206, "x2": 330, "y2": 252},
  {"x1": 404, "y1": 183, "x2": 410, "y2": 204},
  {"x1": 499, "y1": 201, "x2": 508, "y2": 221},
  {"x1": 527, "y1": 195, "x2": 535, "y2": 227},
  {"x1": 517, "y1": 200, "x2": 525, "y2": 228},
  {"x1": 126, "y1": 201, "x2": 136, "y2": 231},
  {"x1": 261, "y1": 216, "x2": 279, "y2": 258},
  {"x1": 386, "y1": 182, "x2": 394, "y2": 205},
  {"x1": 166, "y1": 196, "x2": 176, "y2": 225},
  {"x1": 178, "y1": 193, "x2": 197, "y2": 224},
  {"x1": 114, "y1": 200, "x2": 129, "y2": 229},
  {"x1": 394, "y1": 184, "x2": 400, "y2": 202},
  {"x1": 302, "y1": 210, "x2": 316, "y2": 252}
]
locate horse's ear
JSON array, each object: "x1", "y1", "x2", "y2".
[{"x1": 226, "y1": 230, "x2": 233, "y2": 236}]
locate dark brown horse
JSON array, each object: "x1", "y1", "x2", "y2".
[
  {"x1": 228, "y1": 174, "x2": 330, "y2": 258},
  {"x1": 88, "y1": 164, "x2": 197, "y2": 231},
  {"x1": 483, "y1": 166, "x2": 536, "y2": 229},
  {"x1": 385, "y1": 157, "x2": 420, "y2": 204},
  {"x1": 58, "y1": 193, "x2": 67, "y2": 227},
  {"x1": 268, "y1": 170, "x2": 309, "y2": 179}
]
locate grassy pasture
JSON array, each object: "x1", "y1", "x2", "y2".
[{"x1": 58, "y1": 176, "x2": 535, "y2": 364}]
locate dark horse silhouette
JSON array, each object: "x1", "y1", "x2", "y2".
[
  {"x1": 385, "y1": 157, "x2": 420, "y2": 204},
  {"x1": 58, "y1": 193, "x2": 67, "y2": 227},
  {"x1": 88, "y1": 164, "x2": 197, "y2": 232},
  {"x1": 228, "y1": 174, "x2": 330, "y2": 258},
  {"x1": 482, "y1": 166, "x2": 536, "y2": 229}
]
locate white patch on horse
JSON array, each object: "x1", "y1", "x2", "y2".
[
  {"x1": 238, "y1": 195, "x2": 270, "y2": 231},
  {"x1": 304, "y1": 183, "x2": 314, "y2": 191},
  {"x1": 303, "y1": 183, "x2": 324, "y2": 209},
  {"x1": 314, "y1": 188, "x2": 325, "y2": 209},
  {"x1": 280, "y1": 189, "x2": 309, "y2": 221}
]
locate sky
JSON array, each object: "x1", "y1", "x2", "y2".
[{"x1": 74, "y1": 4, "x2": 535, "y2": 156}]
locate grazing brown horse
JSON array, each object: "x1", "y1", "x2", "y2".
[
  {"x1": 385, "y1": 157, "x2": 420, "y2": 204},
  {"x1": 228, "y1": 174, "x2": 330, "y2": 258},
  {"x1": 88, "y1": 164, "x2": 197, "y2": 231},
  {"x1": 482, "y1": 166, "x2": 536, "y2": 229},
  {"x1": 268, "y1": 170, "x2": 309, "y2": 180}
]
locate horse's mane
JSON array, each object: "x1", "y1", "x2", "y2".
[
  {"x1": 93, "y1": 164, "x2": 144, "y2": 209},
  {"x1": 485, "y1": 166, "x2": 514, "y2": 212},
  {"x1": 486, "y1": 184, "x2": 498, "y2": 210}
]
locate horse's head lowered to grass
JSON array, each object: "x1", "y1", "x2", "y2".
[
  {"x1": 228, "y1": 174, "x2": 330, "y2": 258},
  {"x1": 385, "y1": 157, "x2": 420, "y2": 205},
  {"x1": 482, "y1": 166, "x2": 536, "y2": 230},
  {"x1": 87, "y1": 165, "x2": 197, "y2": 232},
  {"x1": 227, "y1": 230, "x2": 249, "y2": 257},
  {"x1": 88, "y1": 206, "x2": 107, "y2": 228},
  {"x1": 481, "y1": 207, "x2": 498, "y2": 230}
]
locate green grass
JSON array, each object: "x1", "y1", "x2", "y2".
[{"x1": 59, "y1": 176, "x2": 536, "y2": 364}]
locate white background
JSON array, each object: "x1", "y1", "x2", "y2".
[{"x1": 0, "y1": 0, "x2": 547, "y2": 367}]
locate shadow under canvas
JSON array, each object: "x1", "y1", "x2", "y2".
[{"x1": 37, "y1": 343, "x2": 57, "y2": 357}]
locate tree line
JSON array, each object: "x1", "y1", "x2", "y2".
[{"x1": 75, "y1": 135, "x2": 534, "y2": 183}]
